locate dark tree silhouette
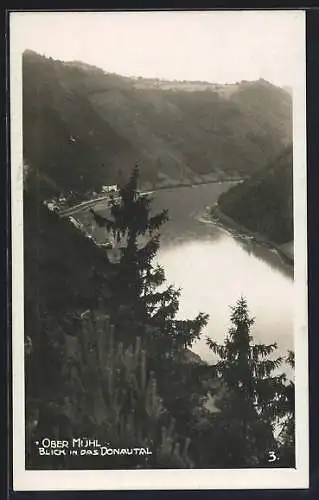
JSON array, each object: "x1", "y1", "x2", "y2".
[
  {"x1": 90, "y1": 166, "x2": 208, "y2": 359},
  {"x1": 206, "y1": 296, "x2": 290, "y2": 466}
]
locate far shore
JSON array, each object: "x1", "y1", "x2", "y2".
[{"x1": 203, "y1": 203, "x2": 294, "y2": 269}]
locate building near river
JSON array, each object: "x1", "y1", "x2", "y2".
[{"x1": 101, "y1": 185, "x2": 118, "y2": 194}]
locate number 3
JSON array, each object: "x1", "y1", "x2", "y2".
[{"x1": 268, "y1": 451, "x2": 277, "y2": 462}]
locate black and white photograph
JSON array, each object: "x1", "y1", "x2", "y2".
[{"x1": 10, "y1": 9, "x2": 308, "y2": 490}]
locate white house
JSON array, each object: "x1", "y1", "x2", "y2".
[{"x1": 101, "y1": 185, "x2": 118, "y2": 194}]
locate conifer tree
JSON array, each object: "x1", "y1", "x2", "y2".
[
  {"x1": 90, "y1": 166, "x2": 209, "y2": 455},
  {"x1": 90, "y1": 166, "x2": 208, "y2": 359},
  {"x1": 275, "y1": 350, "x2": 295, "y2": 467},
  {"x1": 206, "y1": 296, "x2": 285, "y2": 466}
]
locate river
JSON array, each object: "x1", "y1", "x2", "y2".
[
  {"x1": 151, "y1": 182, "x2": 294, "y2": 364},
  {"x1": 89, "y1": 181, "x2": 294, "y2": 365}
]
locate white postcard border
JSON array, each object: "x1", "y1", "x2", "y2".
[{"x1": 10, "y1": 9, "x2": 309, "y2": 491}]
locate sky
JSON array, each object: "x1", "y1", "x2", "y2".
[{"x1": 10, "y1": 10, "x2": 305, "y2": 89}]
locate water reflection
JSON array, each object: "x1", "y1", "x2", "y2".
[
  {"x1": 157, "y1": 236, "x2": 294, "y2": 365},
  {"x1": 89, "y1": 181, "x2": 294, "y2": 366},
  {"x1": 153, "y1": 183, "x2": 294, "y2": 365},
  {"x1": 233, "y1": 237, "x2": 293, "y2": 280}
]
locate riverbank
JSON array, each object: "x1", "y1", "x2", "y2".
[
  {"x1": 59, "y1": 178, "x2": 245, "y2": 218},
  {"x1": 202, "y1": 203, "x2": 294, "y2": 269},
  {"x1": 140, "y1": 176, "x2": 246, "y2": 193}
]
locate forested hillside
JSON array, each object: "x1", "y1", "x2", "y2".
[
  {"x1": 217, "y1": 146, "x2": 293, "y2": 244},
  {"x1": 23, "y1": 50, "x2": 292, "y2": 200},
  {"x1": 24, "y1": 183, "x2": 113, "y2": 386}
]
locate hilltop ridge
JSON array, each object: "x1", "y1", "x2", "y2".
[{"x1": 23, "y1": 50, "x2": 292, "y2": 200}]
